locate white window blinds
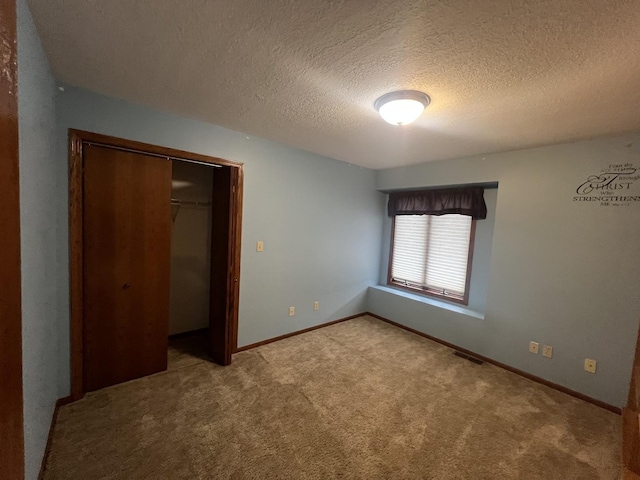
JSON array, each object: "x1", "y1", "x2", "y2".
[{"x1": 391, "y1": 214, "x2": 472, "y2": 297}]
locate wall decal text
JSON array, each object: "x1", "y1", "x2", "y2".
[{"x1": 574, "y1": 163, "x2": 640, "y2": 207}]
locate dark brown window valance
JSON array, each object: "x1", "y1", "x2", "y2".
[{"x1": 388, "y1": 186, "x2": 487, "y2": 219}]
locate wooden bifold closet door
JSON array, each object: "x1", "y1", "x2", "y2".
[{"x1": 82, "y1": 144, "x2": 172, "y2": 392}]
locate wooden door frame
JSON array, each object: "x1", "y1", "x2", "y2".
[
  {"x1": 0, "y1": 0, "x2": 24, "y2": 477},
  {"x1": 69, "y1": 129, "x2": 244, "y2": 400}
]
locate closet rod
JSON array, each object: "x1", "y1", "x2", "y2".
[
  {"x1": 171, "y1": 199, "x2": 211, "y2": 207},
  {"x1": 85, "y1": 141, "x2": 224, "y2": 168}
]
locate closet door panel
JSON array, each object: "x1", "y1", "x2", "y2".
[
  {"x1": 209, "y1": 167, "x2": 232, "y2": 365},
  {"x1": 83, "y1": 145, "x2": 172, "y2": 392}
]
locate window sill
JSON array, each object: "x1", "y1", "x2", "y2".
[
  {"x1": 387, "y1": 281, "x2": 468, "y2": 305},
  {"x1": 370, "y1": 285, "x2": 485, "y2": 320}
]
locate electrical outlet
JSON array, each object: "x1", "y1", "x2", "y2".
[
  {"x1": 289, "y1": 306, "x2": 295, "y2": 317},
  {"x1": 542, "y1": 345, "x2": 553, "y2": 358},
  {"x1": 529, "y1": 341, "x2": 539, "y2": 354},
  {"x1": 313, "y1": 301, "x2": 319, "y2": 311},
  {"x1": 256, "y1": 241, "x2": 264, "y2": 252},
  {"x1": 584, "y1": 358, "x2": 597, "y2": 374}
]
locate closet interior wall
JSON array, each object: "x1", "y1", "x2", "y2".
[{"x1": 170, "y1": 161, "x2": 214, "y2": 335}]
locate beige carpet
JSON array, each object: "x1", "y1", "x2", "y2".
[{"x1": 43, "y1": 316, "x2": 621, "y2": 479}]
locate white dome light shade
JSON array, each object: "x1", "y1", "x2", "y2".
[
  {"x1": 378, "y1": 99, "x2": 424, "y2": 125},
  {"x1": 374, "y1": 90, "x2": 431, "y2": 126}
]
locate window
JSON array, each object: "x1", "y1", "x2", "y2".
[
  {"x1": 388, "y1": 214, "x2": 476, "y2": 305},
  {"x1": 386, "y1": 186, "x2": 486, "y2": 305}
]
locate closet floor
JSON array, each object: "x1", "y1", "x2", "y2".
[{"x1": 167, "y1": 330, "x2": 209, "y2": 371}]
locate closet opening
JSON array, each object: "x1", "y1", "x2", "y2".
[
  {"x1": 69, "y1": 130, "x2": 243, "y2": 400},
  {"x1": 168, "y1": 161, "x2": 214, "y2": 369}
]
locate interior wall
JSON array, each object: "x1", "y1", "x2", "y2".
[
  {"x1": 372, "y1": 133, "x2": 640, "y2": 408},
  {"x1": 169, "y1": 161, "x2": 213, "y2": 335},
  {"x1": 17, "y1": 0, "x2": 61, "y2": 478},
  {"x1": 55, "y1": 86, "x2": 385, "y2": 394}
]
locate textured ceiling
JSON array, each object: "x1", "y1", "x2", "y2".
[{"x1": 28, "y1": 0, "x2": 640, "y2": 169}]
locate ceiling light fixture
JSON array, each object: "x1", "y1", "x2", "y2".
[{"x1": 374, "y1": 90, "x2": 431, "y2": 126}]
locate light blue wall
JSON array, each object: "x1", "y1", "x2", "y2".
[
  {"x1": 17, "y1": 0, "x2": 61, "y2": 478},
  {"x1": 55, "y1": 86, "x2": 385, "y2": 394},
  {"x1": 372, "y1": 133, "x2": 640, "y2": 408}
]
